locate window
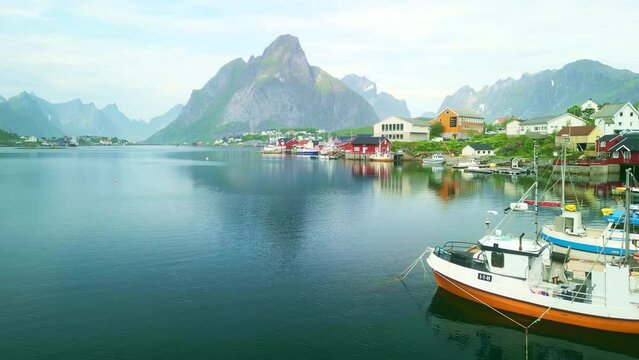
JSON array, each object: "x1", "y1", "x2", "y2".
[
  {"x1": 450, "y1": 117, "x2": 457, "y2": 127},
  {"x1": 400, "y1": 124, "x2": 404, "y2": 131},
  {"x1": 631, "y1": 112, "x2": 634, "y2": 117},
  {"x1": 491, "y1": 252, "x2": 504, "y2": 268},
  {"x1": 620, "y1": 112, "x2": 624, "y2": 117},
  {"x1": 619, "y1": 122, "x2": 623, "y2": 126},
  {"x1": 400, "y1": 134, "x2": 403, "y2": 139}
]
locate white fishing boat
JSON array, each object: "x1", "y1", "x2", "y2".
[
  {"x1": 426, "y1": 234, "x2": 639, "y2": 333},
  {"x1": 370, "y1": 152, "x2": 394, "y2": 162},
  {"x1": 424, "y1": 182, "x2": 639, "y2": 333},
  {"x1": 422, "y1": 153, "x2": 445, "y2": 165},
  {"x1": 453, "y1": 158, "x2": 479, "y2": 169},
  {"x1": 261, "y1": 144, "x2": 282, "y2": 154}
]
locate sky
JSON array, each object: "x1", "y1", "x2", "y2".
[{"x1": 1, "y1": 0, "x2": 638, "y2": 120}]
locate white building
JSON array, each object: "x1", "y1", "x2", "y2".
[
  {"x1": 580, "y1": 99, "x2": 599, "y2": 111},
  {"x1": 461, "y1": 144, "x2": 494, "y2": 157},
  {"x1": 593, "y1": 102, "x2": 639, "y2": 135},
  {"x1": 373, "y1": 116, "x2": 430, "y2": 142},
  {"x1": 505, "y1": 113, "x2": 586, "y2": 137}
]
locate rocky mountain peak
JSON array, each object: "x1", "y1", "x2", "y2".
[
  {"x1": 256, "y1": 34, "x2": 311, "y2": 80},
  {"x1": 342, "y1": 74, "x2": 377, "y2": 96}
]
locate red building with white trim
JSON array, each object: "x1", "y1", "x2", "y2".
[{"x1": 339, "y1": 136, "x2": 391, "y2": 154}]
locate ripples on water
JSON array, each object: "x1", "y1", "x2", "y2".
[{"x1": 0, "y1": 146, "x2": 637, "y2": 359}]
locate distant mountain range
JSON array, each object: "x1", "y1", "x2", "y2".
[
  {"x1": 341, "y1": 74, "x2": 410, "y2": 119},
  {"x1": 146, "y1": 34, "x2": 378, "y2": 143},
  {"x1": 0, "y1": 92, "x2": 182, "y2": 141},
  {"x1": 439, "y1": 60, "x2": 639, "y2": 122}
]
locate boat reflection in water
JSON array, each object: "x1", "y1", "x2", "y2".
[{"x1": 426, "y1": 289, "x2": 638, "y2": 359}]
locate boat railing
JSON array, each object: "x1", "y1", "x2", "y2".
[
  {"x1": 528, "y1": 283, "x2": 602, "y2": 304},
  {"x1": 438, "y1": 241, "x2": 479, "y2": 252},
  {"x1": 433, "y1": 241, "x2": 488, "y2": 271}
]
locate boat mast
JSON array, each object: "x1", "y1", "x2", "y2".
[
  {"x1": 625, "y1": 168, "x2": 631, "y2": 263},
  {"x1": 561, "y1": 135, "x2": 568, "y2": 209},
  {"x1": 534, "y1": 141, "x2": 539, "y2": 242}
]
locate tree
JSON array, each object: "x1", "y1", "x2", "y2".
[
  {"x1": 567, "y1": 105, "x2": 582, "y2": 117},
  {"x1": 430, "y1": 122, "x2": 444, "y2": 138}
]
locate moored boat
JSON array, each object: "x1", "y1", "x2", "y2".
[
  {"x1": 295, "y1": 148, "x2": 319, "y2": 156},
  {"x1": 422, "y1": 153, "x2": 445, "y2": 165},
  {"x1": 427, "y1": 232, "x2": 639, "y2": 333},
  {"x1": 370, "y1": 152, "x2": 394, "y2": 162},
  {"x1": 540, "y1": 137, "x2": 639, "y2": 261},
  {"x1": 453, "y1": 159, "x2": 479, "y2": 169},
  {"x1": 261, "y1": 144, "x2": 282, "y2": 154}
]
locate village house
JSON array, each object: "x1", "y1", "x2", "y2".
[
  {"x1": 554, "y1": 126, "x2": 602, "y2": 151},
  {"x1": 373, "y1": 116, "x2": 430, "y2": 141},
  {"x1": 278, "y1": 138, "x2": 299, "y2": 150},
  {"x1": 505, "y1": 113, "x2": 586, "y2": 137},
  {"x1": 461, "y1": 144, "x2": 494, "y2": 157},
  {"x1": 430, "y1": 107, "x2": 484, "y2": 140},
  {"x1": 581, "y1": 99, "x2": 599, "y2": 111},
  {"x1": 607, "y1": 132, "x2": 639, "y2": 164},
  {"x1": 595, "y1": 134, "x2": 622, "y2": 153},
  {"x1": 593, "y1": 102, "x2": 639, "y2": 135},
  {"x1": 339, "y1": 136, "x2": 391, "y2": 155}
]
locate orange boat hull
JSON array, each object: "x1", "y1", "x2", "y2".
[{"x1": 432, "y1": 270, "x2": 639, "y2": 334}]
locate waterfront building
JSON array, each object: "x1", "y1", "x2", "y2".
[
  {"x1": 506, "y1": 113, "x2": 586, "y2": 137},
  {"x1": 339, "y1": 136, "x2": 391, "y2": 155},
  {"x1": 278, "y1": 138, "x2": 299, "y2": 150},
  {"x1": 373, "y1": 116, "x2": 430, "y2": 141},
  {"x1": 594, "y1": 102, "x2": 639, "y2": 135},
  {"x1": 607, "y1": 132, "x2": 639, "y2": 164},
  {"x1": 554, "y1": 126, "x2": 601, "y2": 151},
  {"x1": 595, "y1": 134, "x2": 622, "y2": 153},
  {"x1": 461, "y1": 144, "x2": 494, "y2": 157},
  {"x1": 430, "y1": 108, "x2": 484, "y2": 140}
]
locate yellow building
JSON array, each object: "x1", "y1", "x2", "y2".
[
  {"x1": 430, "y1": 107, "x2": 484, "y2": 140},
  {"x1": 555, "y1": 126, "x2": 602, "y2": 151}
]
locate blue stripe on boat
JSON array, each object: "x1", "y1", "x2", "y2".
[{"x1": 539, "y1": 231, "x2": 632, "y2": 256}]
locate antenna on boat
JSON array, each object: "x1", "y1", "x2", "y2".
[
  {"x1": 561, "y1": 134, "x2": 569, "y2": 210},
  {"x1": 485, "y1": 210, "x2": 498, "y2": 236}
]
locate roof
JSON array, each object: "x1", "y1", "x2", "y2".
[
  {"x1": 610, "y1": 137, "x2": 639, "y2": 152},
  {"x1": 397, "y1": 117, "x2": 432, "y2": 126},
  {"x1": 594, "y1": 103, "x2": 626, "y2": 118},
  {"x1": 447, "y1": 107, "x2": 483, "y2": 118},
  {"x1": 521, "y1": 115, "x2": 558, "y2": 125},
  {"x1": 597, "y1": 134, "x2": 618, "y2": 143},
  {"x1": 351, "y1": 136, "x2": 387, "y2": 145},
  {"x1": 467, "y1": 144, "x2": 494, "y2": 151},
  {"x1": 556, "y1": 126, "x2": 596, "y2": 136}
]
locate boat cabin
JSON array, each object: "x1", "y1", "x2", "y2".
[{"x1": 554, "y1": 208, "x2": 585, "y2": 235}]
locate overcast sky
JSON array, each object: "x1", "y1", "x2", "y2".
[{"x1": 1, "y1": 0, "x2": 638, "y2": 120}]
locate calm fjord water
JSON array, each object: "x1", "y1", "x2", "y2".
[{"x1": 0, "y1": 146, "x2": 637, "y2": 360}]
